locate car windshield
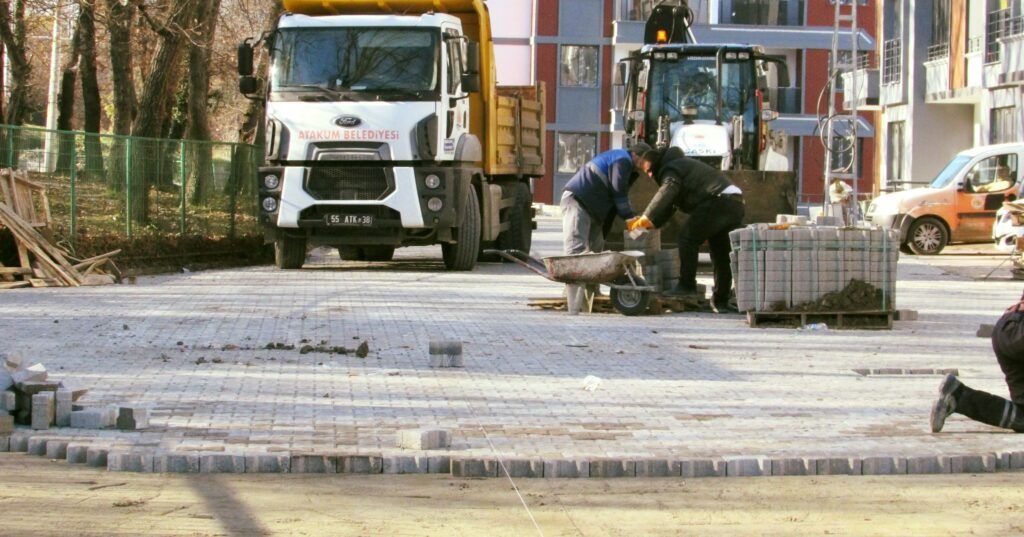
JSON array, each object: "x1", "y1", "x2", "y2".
[
  {"x1": 928, "y1": 155, "x2": 972, "y2": 188},
  {"x1": 271, "y1": 27, "x2": 439, "y2": 101}
]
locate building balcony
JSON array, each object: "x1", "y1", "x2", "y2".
[
  {"x1": 998, "y1": 31, "x2": 1024, "y2": 85},
  {"x1": 841, "y1": 68, "x2": 879, "y2": 109},
  {"x1": 612, "y1": 21, "x2": 873, "y2": 51}
]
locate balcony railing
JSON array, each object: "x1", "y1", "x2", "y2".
[
  {"x1": 927, "y1": 43, "x2": 949, "y2": 62},
  {"x1": 719, "y1": 0, "x2": 805, "y2": 26},
  {"x1": 882, "y1": 39, "x2": 902, "y2": 85}
]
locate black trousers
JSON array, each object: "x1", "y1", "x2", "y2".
[
  {"x1": 677, "y1": 195, "x2": 745, "y2": 302},
  {"x1": 956, "y1": 310, "x2": 1024, "y2": 430}
]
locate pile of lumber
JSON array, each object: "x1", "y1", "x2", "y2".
[{"x1": 0, "y1": 169, "x2": 120, "y2": 289}]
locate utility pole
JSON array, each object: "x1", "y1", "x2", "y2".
[{"x1": 42, "y1": 0, "x2": 63, "y2": 173}]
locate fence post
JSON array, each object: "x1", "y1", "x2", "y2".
[
  {"x1": 125, "y1": 136, "x2": 133, "y2": 240},
  {"x1": 179, "y1": 139, "x2": 186, "y2": 237},
  {"x1": 228, "y1": 143, "x2": 237, "y2": 240},
  {"x1": 69, "y1": 133, "x2": 78, "y2": 248}
]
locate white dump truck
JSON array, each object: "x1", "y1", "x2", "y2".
[{"x1": 238, "y1": 0, "x2": 546, "y2": 270}]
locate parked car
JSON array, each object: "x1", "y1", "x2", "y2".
[{"x1": 866, "y1": 143, "x2": 1024, "y2": 254}]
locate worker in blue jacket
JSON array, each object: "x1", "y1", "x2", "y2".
[{"x1": 560, "y1": 142, "x2": 652, "y2": 255}]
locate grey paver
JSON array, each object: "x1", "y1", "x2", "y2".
[
  {"x1": 771, "y1": 458, "x2": 813, "y2": 476},
  {"x1": 816, "y1": 458, "x2": 862, "y2": 475},
  {"x1": 45, "y1": 440, "x2": 69, "y2": 460},
  {"x1": 726, "y1": 458, "x2": 767, "y2": 477},
  {"x1": 906, "y1": 455, "x2": 950, "y2": 474},
  {"x1": 590, "y1": 459, "x2": 636, "y2": 478},
  {"x1": 107, "y1": 451, "x2": 154, "y2": 472},
  {"x1": 340, "y1": 455, "x2": 383, "y2": 474},
  {"x1": 31, "y1": 393, "x2": 54, "y2": 430},
  {"x1": 678, "y1": 459, "x2": 725, "y2": 478},
  {"x1": 245, "y1": 454, "x2": 290, "y2": 473},
  {"x1": 543, "y1": 460, "x2": 588, "y2": 478},
  {"x1": 452, "y1": 458, "x2": 498, "y2": 478},
  {"x1": 501, "y1": 459, "x2": 544, "y2": 478},
  {"x1": 200, "y1": 453, "x2": 246, "y2": 473},
  {"x1": 27, "y1": 436, "x2": 49, "y2": 456},
  {"x1": 0, "y1": 435, "x2": 9, "y2": 452},
  {"x1": 55, "y1": 389, "x2": 72, "y2": 427},
  {"x1": 383, "y1": 456, "x2": 429, "y2": 474},
  {"x1": 950, "y1": 454, "x2": 997, "y2": 474},
  {"x1": 155, "y1": 452, "x2": 200, "y2": 473},
  {"x1": 290, "y1": 455, "x2": 337, "y2": 473},
  {"x1": 635, "y1": 459, "x2": 680, "y2": 477},
  {"x1": 86, "y1": 447, "x2": 109, "y2": 468},
  {"x1": 66, "y1": 443, "x2": 90, "y2": 464},
  {"x1": 9, "y1": 433, "x2": 29, "y2": 452}
]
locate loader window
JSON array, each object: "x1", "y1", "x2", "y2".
[
  {"x1": 270, "y1": 27, "x2": 440, "y2": 101},
  {"x1": 647, "y1": 54, "x2": 755, "y2": 128}
]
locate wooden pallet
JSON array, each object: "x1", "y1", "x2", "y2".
[
  {"x1": 527, "y1": 294, "x2": 708, "y2": 315},
  {"x1": 747, "y1": 309, "x2": 893, "y2": 329}
]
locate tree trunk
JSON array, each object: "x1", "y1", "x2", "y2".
[
  {"x1": 128, "y1": 0, "x2": 197, "y2": 225},
  {"x1": 55, "y1": 22, "x2": 82, "y2": 174},
  {"x1": 187, "y1": 0, "x2": 222, "y2": 205},
  {"x1": 78, "y1": 0, "x2": 103, "y2": 178},
  {"x1": 104, "y1": 0, "x2": 136, "y2": 193},
  {"x1": 0, "y1": 0, "x2": 32, "y2": 128}
]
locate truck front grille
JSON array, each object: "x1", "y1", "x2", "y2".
[{"x1": 305, "y1": 167, "x2": 393, "y2": 201}]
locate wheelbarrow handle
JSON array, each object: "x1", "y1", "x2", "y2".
[{"x1": 484, "y1": 249, "x2": 555, "y2": 281}]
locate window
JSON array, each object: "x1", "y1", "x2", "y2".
[
  {"x1": 882, "y1": 38, "x2": 902, "y2": 84},
  {"x1": 966, "y1": 154, "x2": 1018, "y2": 193},
  {"x1": 445, "y1": 30, "x2": 464, "y2": 94},
  {"x1": 560, "y1": 45, "x2": 598, "y2": 87},
  {"x1": 830, "y1": 136, "x2": 861, "y2": 177},
  {"x1": 991, "y1": 107, "x2": 1019, "y2": 145},
  {"x1": 987, "y1": 8, "x2": 1012, "y2": 63},
  {"x1": 887, "y1": 121, "x2": 905, "y2": 185},
  {"x1": 557, "y1": 132, "x2": 597, "y2": 173},
  {"x1": 727, "y1": 0, "x2": 805, "y2": 25},
  {"x1": 929, "y1": 0, "x2": 951, "y2": 60}
]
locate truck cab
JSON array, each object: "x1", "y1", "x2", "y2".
[{"x1": 866, "y1": 143, "x2": 1024, "y2": 255}]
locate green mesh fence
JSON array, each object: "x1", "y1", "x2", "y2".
[{"x1": 0, "y1": 124, "x2": 264, "y2": 266}]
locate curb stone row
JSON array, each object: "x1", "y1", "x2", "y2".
[{"x1": 2, "y1": 432, "x2": 1021, "y2": 477}]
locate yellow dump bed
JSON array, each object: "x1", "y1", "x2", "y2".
[{"x1": 281, "y1": 0, "x2": 546, "y2": 178}]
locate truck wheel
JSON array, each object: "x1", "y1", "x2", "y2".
[
  {"x1": 275, "y1": 237, "x2": 307, "y2": 269},
  {"x1": 442, "y1": 187, "x2": 480, "y2": 271},
  {"x1": 610, "y1": 276, "x2": 651, "y2": 316},
  {"x1": 338, "y1": 246, "x2": 365, "y2": 261},
  {"x1": 362, "y1": 246, "x2": 395, "y2": 262},
  {"x1": 906, "y1": 217, "x2": 948, "y2": 255},
  {"x1": 497, "y1": 182, "x2": 534, "y2": 254}
]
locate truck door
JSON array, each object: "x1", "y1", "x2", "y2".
[
  {"x1": 956, "y1": 153, "x2": 1020, "y2": 241},
  {"x1": 442, "y1": 27, "x2": 470, "y2": 160}
]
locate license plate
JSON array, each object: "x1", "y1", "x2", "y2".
[{"x1": 324, "y1": 214, "x2": 373, "y2": 227}]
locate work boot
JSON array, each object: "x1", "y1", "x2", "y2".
[
  {"x1": 930, "y1": 373, "x2": 962, "y2": 433},
  {"x1": 662, "y1": 285, "x2": 704, "y2": 301},
  {"x1": 710, "y1": 296, "x2": 739, "y2": 314}
]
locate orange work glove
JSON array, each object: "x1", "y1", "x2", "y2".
[{"x1": 626, "y1": 215, "x2": 654, "y2": 231}]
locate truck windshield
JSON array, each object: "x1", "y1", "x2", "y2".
[
  {"x1": 647, "y1": 55, "x2": 755, "y2": 128},
  {"x1": 929, "y1": 155, "x2": 972, "y2": 188},
  {"x1": 271, "y1": 28, "x2": 439, "y2": 101}
]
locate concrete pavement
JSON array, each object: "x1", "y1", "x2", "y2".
[{"x1": 0, "y1": 215, "x2": 1022, "y2": 475}]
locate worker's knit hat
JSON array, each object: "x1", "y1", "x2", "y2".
[{"x1": 629, "y1": 141, "x2": 653, "y2": 156}]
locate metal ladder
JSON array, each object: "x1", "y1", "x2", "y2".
[{"x1": 822, "y1": 0, "x2": 861, "y2": 220}]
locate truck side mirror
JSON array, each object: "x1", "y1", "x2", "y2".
[
  {"x1": 613, "y1": 62, "x2": 627, "y2": 86},
  {"x1": 461, "y1": 73, "x2": 481, "y2": 93},
  {"x1": 760, "y1": 55, "x2": 790, "y2": 88},
  {"x1": 461, "y1": 41, "x2": 481, "y2": 93},
  {"x1": 238, "y1": 42, "x2": 254, "y2": 76},
  {"x1": 239, "y1": 75, "x2": 258, "y2": 95}
]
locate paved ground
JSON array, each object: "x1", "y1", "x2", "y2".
[{"x1": 1, "y1": 214, "x2": 1023, "y2": 473}]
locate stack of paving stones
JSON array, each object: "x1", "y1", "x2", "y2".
[
  {"x1": 729, "y1": 223, "x2": 899, "y2": 313},
  {"x1": 624, "y1": 230, "x2": 678, "y2": 292}
]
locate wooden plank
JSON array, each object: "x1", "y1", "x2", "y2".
[
  {"x1": 747, "y1": 310, "x2": 893, "y2": 330},
  {"x1": 0, "y1": 267, "x2": 32, "y2": 275},
  {"x1": 0, "y1": 202, "x2": 80, "y2": 286},
  {"x1": 71, "y1": 250, "x2": 122, "y2": 271},
  {"x1": 0, "y1": 281, "x2": 30, "y2": 289}
]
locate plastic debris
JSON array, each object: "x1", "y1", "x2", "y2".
[{"x1": 581, "y1": 375, "x2": 602, "y2": 391}]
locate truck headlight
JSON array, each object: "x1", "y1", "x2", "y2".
[
  {"x1": 262, "y1": 197, "x2": 278, "y2": 212},
  {"x1": 427, "y1": 197, "x2": 443, "y2": 212},
  {"x1": 263, "y1": 174, "x2": 280, "y2": 190},
  {"x1": 425, "y1": 174, "x2": 441, "y2": 189}
]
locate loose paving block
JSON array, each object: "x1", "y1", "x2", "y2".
[
  {"x1": 290, "y1": 455, "x2": 337, "y2": 473},
  {"x1": 502, "y1": 459, "x2": 544, "y2": 478},
  {"x1": 0, "y1": 389, "x2": 15, "y2": 412},
  {"x1": 117, "y1": 406, "x2": 150, "y2": 430},
  {"x1": 906, "y1": 455, "x2": 951, "y2": 474},
  {"x1": 397, "y1": 429, "x2": 450, "y2": 450},
  {"x1": 726, "y1": 458, "x2": 767, "y2": 477},
  {"x1": 31, "y1": 392, "x2": 55, "y2": 429},
  {"x1": 771, "y1": 458, "x2": 812, "y2": 476},
  {"x1": 66, "y1": 443, "x2": 90, "y2": 464},
  {"x1": 86, "y1": 447, "x2": 109, "y2": 467},
  {"x1": 427, "y1": 456, "x2": 451, "y2": 474},
  {"x1": 155, "y1": 452, "x2": 200, "y2": 473},
  {"x1": 815, "y1": 457, "x2": 862, "y2": 475},
  {"x1": 108, "y1": 451, "x2": 155, "y2": 472},
  {"x1": 27, "y1": 436, "x2": 50, "y2": 456},
  {"x1": 635, "y1": 459, "x2": 680, "y2": 477},
  {"x1": 55, "y1": 389, "x2": 72, "y2": 427},
  {"x1": 245, "y1": 454, "x2": 290, "y2": 473},
  {"x1": 894, "y1": 309, "x2": 918, "y2": 321},
  {"x1": 678, "y1": 459, "x2": 726, "y2": 478},
  {"x1": 45, "y1": 439, "x2": 69, "y2": 460},
  {"x1": 9, "y1": 433, "x2": 29, "y2": 452},
  {"x1": 977, "y1": 324, "x2": 995, "y2": 338},
  {"x1": 58, "y1": 378, "x2": 89, "y2": 402},
  {"x1": 451, "y1": 458, "x2": 498, "y2": 478},
  {"x1": 11, "y1": 364, "x2": 47, "y2": 385},
  {"x1": 71, "y1": 408, "x2": 115, "y2": 429},
  {"x1": 861, "y1": 457, "x2": 907, "y2": 475},
  {"x1": 0, "y1": 368, "x2": 11, "y2": 391},
  {"x1": 1007, "y1": 451, "x2": 1024, "y2": 469},
  {"x1": 950, "y1": 454, "x2": 997, "y2": 474},
  {"x1": 0, "y1": 414, "x2": 13, "y2": 435},
  {"x1": 428, "y1": 341, "x2": 463, "y2": 368},
  {"x1": 340, "y1": 455, "x2": 383, "y2": 474},
  {"x1": 543, "y1": 459, "x2": 588, "y2": 478},
  {"x1": 383, "y1": 456, "x2": 429, "y2": 474},
  {"x1": 200, "y1": 453, "x2": 246, "y2": 473},
  {"x1": 589, "y1": 459, "x2": 635, "y2": 478},
  {"x1": 0, "y1": 435, "x2": 8, "y2": 452}
]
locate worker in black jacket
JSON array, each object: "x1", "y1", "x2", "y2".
[
  {"x1": 627, "y1": 147, "x2": 744, "y2": 313},
  {"x1": 931, "y1": 293, "x2": 1024, "y2": 433}
]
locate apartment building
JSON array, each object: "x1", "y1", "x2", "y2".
[
  {"x1": 847, "y1": 0, "x2": 1024, "y2": 190},
  {"x1": 495, "y1": 0, "x2": 875, "y2": 206}
]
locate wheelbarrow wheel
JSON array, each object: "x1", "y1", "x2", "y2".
[{"x1": 610, "y1": 275, "x2": 651, "y2": 316}]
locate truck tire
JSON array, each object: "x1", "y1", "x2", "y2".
[
  {"x1": 442, "y1": 187, "x2": 480, "y2": 271},
  {"x1": 362, "y1": 246, "x2": 395, "y2": 261},
  {"x1": 906, "y1": 217, "x2": 948, "y2": 255},
  {"x1": 338, "y1": 246, "x2": 365, "y2": 261},
  {"x1": 275, "y1": 237, "x2": 307, "y2": 269},
  {"x1": 497, "y1": 182, "x2": 533, "y2": 254}
]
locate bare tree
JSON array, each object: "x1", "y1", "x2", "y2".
[
  {"x1": 104, "y1": 0, "x2": 135, "y2": 135},
  {"x1": 187, "y1": 0, "x2": 222, "y2": 204},
  {"x1": 78, "y1": 0, "x2": 103, "y2": 176},
  {"x1": 55, "y1": 14, "x2": 81, "y2": 173},
  {"x1": 0, "y1": 0, "x2": 33, "y2": 126}
]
